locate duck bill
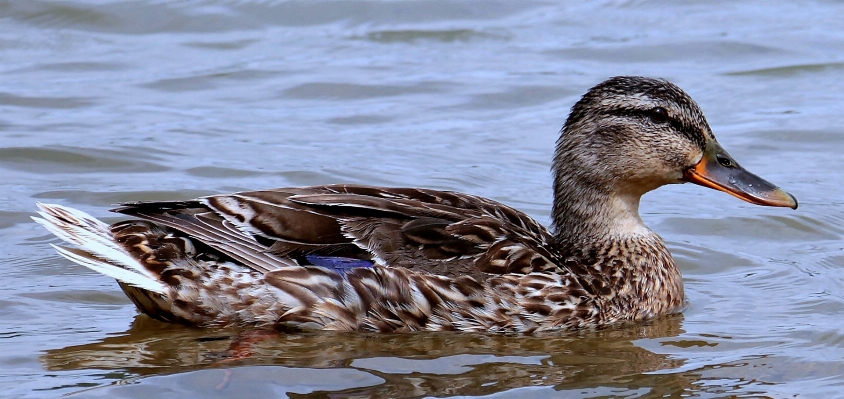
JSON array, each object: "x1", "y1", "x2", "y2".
[{"x1": 683, "y1": 141, "x2": 798, "y2": 209}]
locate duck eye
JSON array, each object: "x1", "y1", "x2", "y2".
[
  {"x1": 648, "y1": 107, "x2": 669, "y2": 124},
  {"x1": 716, "y1": 154, "x2": 734, "y2": 168}
]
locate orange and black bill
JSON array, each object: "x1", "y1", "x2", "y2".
[{"x1": 683, "y1": 140, "x2": 798, "y2": 209}]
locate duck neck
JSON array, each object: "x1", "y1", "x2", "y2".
[
  {"x1": 550, "y1": 173, "x2": 685, "y2": 319},
  {"x1": 551, "y1": 173, "x2": 651, "y2": 245}
]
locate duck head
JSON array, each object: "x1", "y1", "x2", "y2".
[{"x1": 552, "y1": 76, "x2": 796, "y2": 239}]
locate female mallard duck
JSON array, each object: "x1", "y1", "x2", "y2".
[{"x1": 34, "y1": 76, "x2": 797, "y2": 333}]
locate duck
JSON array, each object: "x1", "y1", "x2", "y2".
[{"x1": 33, "y1": 76, "x2": 798, "y2": 333}]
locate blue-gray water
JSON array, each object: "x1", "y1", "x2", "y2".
[{"x1": 2, "y1": 1, "x2": 844, "y2": 398}]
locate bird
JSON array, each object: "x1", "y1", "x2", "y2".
[{"x1": 33, "y1": 76, "x2": 798, "y2": 334}]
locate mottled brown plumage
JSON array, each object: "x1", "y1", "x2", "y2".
[{"x1": 33, "y1": 76, "x2": 797, "y2": 333}]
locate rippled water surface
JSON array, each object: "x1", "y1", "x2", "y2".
[{"x1": 2, "y1": 1, "x2": 844, "y2": 398}]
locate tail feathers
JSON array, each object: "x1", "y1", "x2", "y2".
[
  {"x1": 33, "y1": 203, "x2": 167, "y2": 295},
  {"x1": 51, "y1": 244, "x2": 167, "y2": 294}
]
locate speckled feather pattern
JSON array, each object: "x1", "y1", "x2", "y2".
[
  {"x1": 102, "y1": 206, "x2": 682, "y2": 332},
  {"x1": 35, "y1": 76, "x2": 712, "y2": 333},
  {"x1": 35, "y1": 180, "x2": 684, "y2": 333}
]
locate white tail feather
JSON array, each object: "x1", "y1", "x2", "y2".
[
  {"x1": 33, "y1": 203, "x2": 167, "y2": 294},
  {"x1": 51, "y1": 245, "x2": 166, "y2": 294}
]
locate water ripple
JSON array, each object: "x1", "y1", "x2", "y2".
[
  {"x1": 726, "y1": 62, "x2": 844, "y2": 77},
  {"x1": 3, "y1": 0, "x2": 844, "y2": 397},
  {"x1": 0, "y1": 147, "x2": 170, "y2": 174},
  {"x1": 0, "y1": 92, "x2": 94, "y2": 109}
]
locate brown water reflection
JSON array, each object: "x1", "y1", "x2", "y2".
[{"x1": 42, "y1": 315, "x2": 688, "y2": 397}]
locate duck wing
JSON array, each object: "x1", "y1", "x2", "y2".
[{"x1": 113, "y1": 184, "x2": 561, "y2": 277}]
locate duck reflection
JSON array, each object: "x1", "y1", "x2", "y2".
[{"x1": 42, "y1": 314, "x2": 691, "y2": 397}]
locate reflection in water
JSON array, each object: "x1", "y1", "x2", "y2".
[{"x1": 42, "y1": 315, "x2": 690, "y2": 397}]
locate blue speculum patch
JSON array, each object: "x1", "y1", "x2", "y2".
[{"x1": 305, "y1": 255, "x2": 374, "y2": 275}]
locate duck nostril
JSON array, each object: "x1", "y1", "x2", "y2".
[{"x1": 716, "y1": 154, "x2": 734, "y2": 168}]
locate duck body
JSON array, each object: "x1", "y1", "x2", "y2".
[{"x1": 34, "y1": 77, "x2": 797, "y2": 333}]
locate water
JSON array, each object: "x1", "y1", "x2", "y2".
[{"x1": 2, "y1": 1, "x2": 844, "y2": 397}]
